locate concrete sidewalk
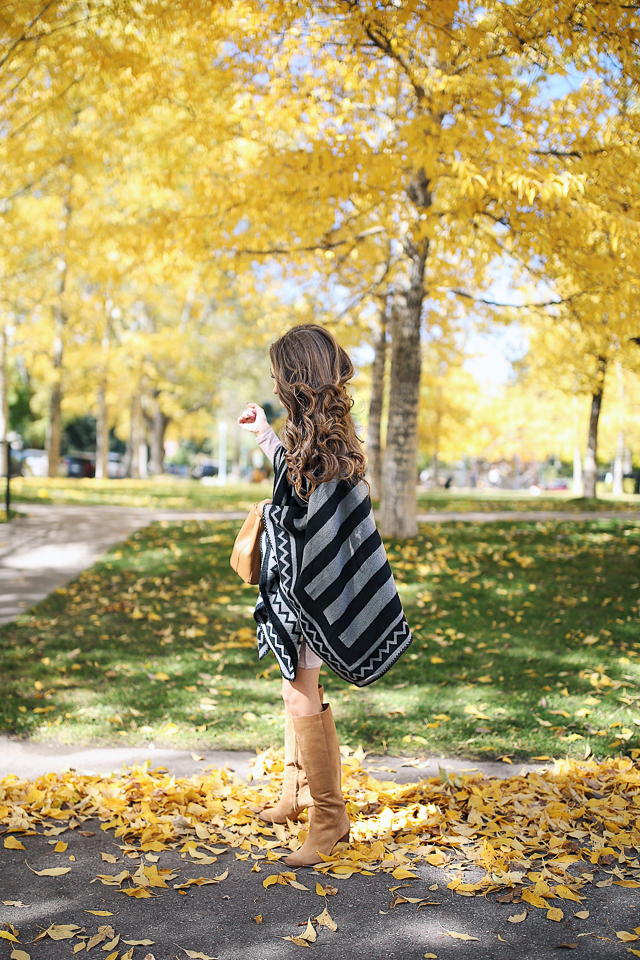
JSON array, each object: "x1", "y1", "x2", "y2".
[
  {"x1": 0, "y1": 503, "x2": 235, "y2": 626},
  {"x1": 0, "y1": 735, "x2": 546, "y2": 783}
]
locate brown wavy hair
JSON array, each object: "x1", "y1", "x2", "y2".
[{"x1": 270, "y1": 324, "x2": 367, "y2": 500}]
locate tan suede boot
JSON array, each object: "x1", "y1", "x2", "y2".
[
  {"x1": 284, "y1": 704, "x2": 350, "y2": 867},
  {"x1": 258, "y1": 686, "x2": 323, "y2": 824}
]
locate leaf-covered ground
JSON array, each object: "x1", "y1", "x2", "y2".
[
  {"x1": 1, "y1": 517, "x2": 639, "y2": 759},
  {"x1": 11, "y1": 475, "x2": 640, "y2": 513},
  {"x1": 1, "y1": 755, "x2": 639, "y2": 959}
]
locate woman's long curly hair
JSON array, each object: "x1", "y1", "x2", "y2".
[{"x1": 270, "y1": 324, "x2": 367, "y2": 500}]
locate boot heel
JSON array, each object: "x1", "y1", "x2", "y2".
[{"x1": 338, "y1": 831, "x2": 350, "y2": 843}]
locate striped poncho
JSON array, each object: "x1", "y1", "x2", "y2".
[{"x1": 254, "y1": 447, "x2": 413, "y2": 686}]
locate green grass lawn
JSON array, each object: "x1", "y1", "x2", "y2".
[
  {"x1": 1, "y1": 516, "x2": 639, "y2": 760},
  {"x1": 11, "y1": 476, "x2": 265, "y2": 512},
  {"x1": 11, "y1": 474, "x2": 640, "y2": 514},
  {"x1": 416, "y1": 490, "x2": 640, "y2": 512}
]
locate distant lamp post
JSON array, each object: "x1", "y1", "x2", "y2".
[
  {"x1": 3, "y1": 437, "x2": 11, "y2": 518},
  {"x1": 218, "y1": 421, "x2": 227, "y2": 486}
]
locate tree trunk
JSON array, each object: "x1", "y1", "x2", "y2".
[
  {"x1": 0, "y1": 323, "x2": 7, "y2": 446},
  {"x1": 46, "y1": 291, "x2": 66, "y2": 477},
  {"x1": 95, "y1": 307, "x2": 112, "y2": 481},
  {"x1": 612, "y1": 362, "x2": 625, "y2": 496},
  {"x1": 572, "y1": 445, "x2": 583, "y2": 496},
  {"x1": 613, "y1": 430, "x2": 624, "y2": 496},
  {"x1": 583, "y1": 358, "x2": 606, "y2": 498},
  {"x1": 148, "y1": 407, "x2": 169, "y2": 475},
  {"x1": 366, "y1": 317, "x2": 387, "y2": 500},
  {"x1": 46, "y1": 189, "x2": 71, "y2": 478},
  {"x1": 95, "y1": 384, "x2": 109, "y2": 480},
  {"x1": 130, "y1": 390, "x2": 144, "y2": 480},
  {"x1": 379, "y1": 185, "x2": 431, "y2": 537}
]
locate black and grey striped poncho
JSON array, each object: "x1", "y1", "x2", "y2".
[{"x1": 254, "y1": 447, "x2": 413, "y2": 686}]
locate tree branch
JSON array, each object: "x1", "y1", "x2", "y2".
[{"x1": 449, "y1": 288, "x2": 582, "y2": 309}]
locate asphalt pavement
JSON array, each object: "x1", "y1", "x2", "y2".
[{"x1": 0, "y1": 783, "x2": 637, "y2": 960}]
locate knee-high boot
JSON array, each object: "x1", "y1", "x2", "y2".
[
  {"x1": 284, "y1": 704, "x2": 350, "y2": 867},
  {"x1": 258, "y1": 686, "x2": 323, "y2": 824}
]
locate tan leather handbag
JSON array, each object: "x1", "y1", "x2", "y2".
[{"x1": 230, "y1": 499, "x2": 272, "y2": 584}]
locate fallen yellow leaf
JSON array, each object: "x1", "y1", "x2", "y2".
[
  {"x1": 391, "y1": 867, "x2": 419, "y2": 880},
  {"x1": 4, "y1": 837, "x2": 25, "y2": 850},
  {"x1": 298, "y1": 919, "x2": 317, "y2": 943},
  {"x1": 443, "y1": 932, "x2": 480, "y2": 940},
  {"x1": 508, "y1": 912, "x2": 527, "y2": 924},
  {"x1": 26, "y1": 864, "x2": 71, "y2": 877},
  {"x1": 547, "y1": 908, "x2": 563, "y2": 922},
  {"x1": 316, "y1": 907, "x2": 337, "y2": 932},
  {"x1": 178, "y1": 950, "x2": 217, "y2": 960},
  {"x1": 39, "y1": 925, "x2": 81, "y2": 941},
  {"x1": 522, "y1": 889, "x2": 548, "y2": 909}
]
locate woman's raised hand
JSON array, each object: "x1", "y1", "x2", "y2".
[{"x1": 237, "y1": 402, "x2": 269, "y2": 435}]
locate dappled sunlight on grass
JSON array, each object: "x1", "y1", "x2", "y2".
[{"x1": 0, "y1": 516, "x2": 639, "y2": 759}]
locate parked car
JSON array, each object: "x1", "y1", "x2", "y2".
[
  {"x1": 18, "y1": 448, "x2": 49, "y2": 477},
  {"x1": 192, "y1": 460, "x2": 218, "y2": 480},
  {"x1": 107, "y1": 452, "x2": 126, "y2": 479},
  {"x1": 547, "y1": 478, "x2": 569, "y2": 490},
  {"x1": 62, "y1": 452, "x2": 95, "y2": 478}
]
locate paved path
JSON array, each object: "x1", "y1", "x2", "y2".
[
  {"x1": 0, "y1": 735, "x2": 545, "y2": 782},
  {"x1": 417, "y1": 508, "x2": 640, "y2": 523},
  {"x1": 0, "y1": 503, "x2": 236, "y2": 626}
]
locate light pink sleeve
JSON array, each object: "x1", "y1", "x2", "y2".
[{"x1": 256, "y1": 426, "x2": 282, "y2": 464}]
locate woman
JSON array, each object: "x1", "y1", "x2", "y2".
[{"x1": 238, "y1": 324, "x2": 412, "y2": 867}]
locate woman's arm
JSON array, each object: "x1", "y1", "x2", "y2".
[
  {"x1": 238, "y1": 402, "x2": 282, "y2": 464},
  {"x1": 256, "y1": 426, "x2": 283, "y2": 465}
]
